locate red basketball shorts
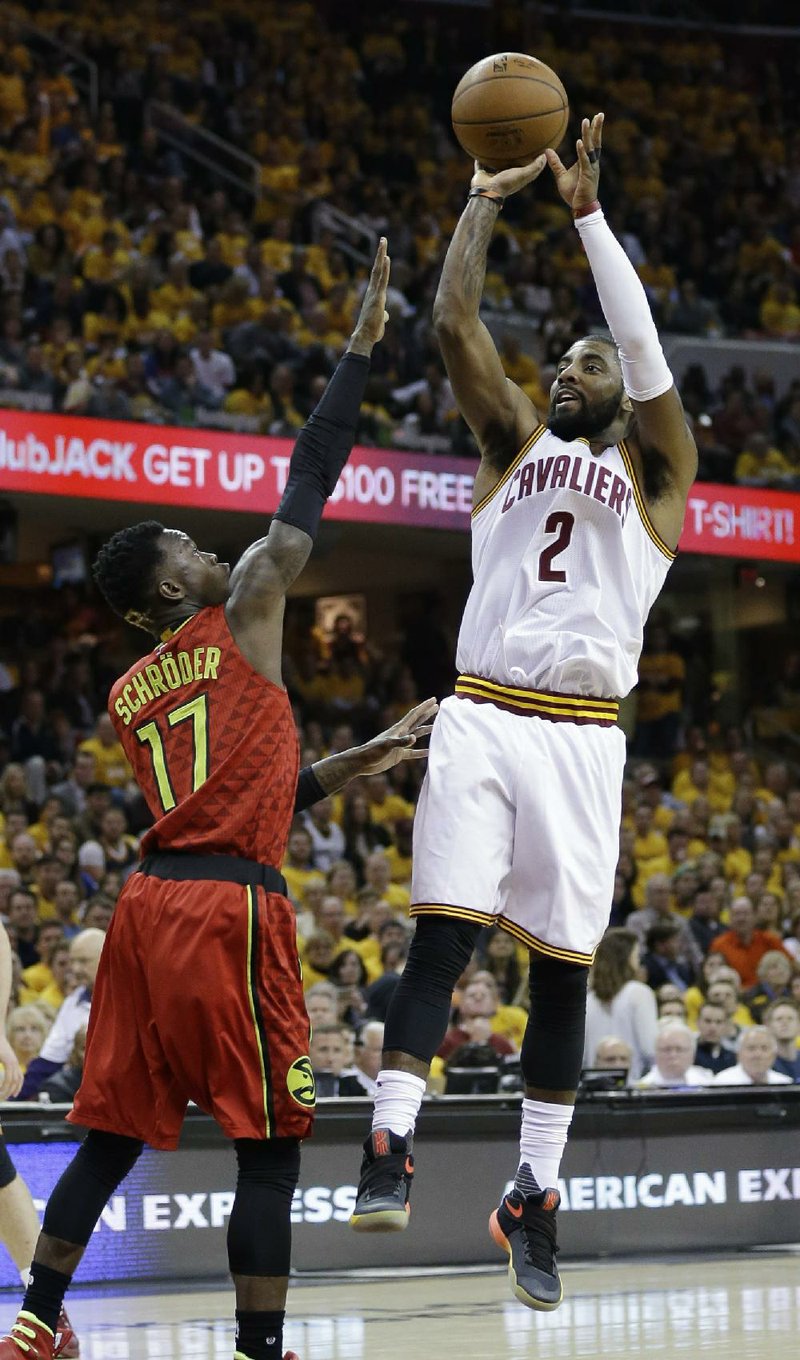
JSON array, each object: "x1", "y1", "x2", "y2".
[{"x1": 70, "y1": 861, "x2": 314, "y2": 1149}]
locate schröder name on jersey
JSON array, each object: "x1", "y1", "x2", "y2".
[
  {"x1": 501, "y1": 448, "x2": 633, "y2": 524},
  {"x1": 114, "y1": 646, "x2": 221, "y2": 725}
]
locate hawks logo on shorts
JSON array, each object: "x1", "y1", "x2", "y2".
[{"x1": 287, "y1": 1056, "x2": 316, "y2": 1109}]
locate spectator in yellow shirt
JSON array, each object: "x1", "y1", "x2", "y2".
[
  {"x1": 78, "y1": 713, "x2": 131, "y2": 789},
  {"x1": 363, "y1": 850, "x2": 410, "y2": 914},
  {"x1": 735, "y1": 432, "x2": 793, "y2": 485},
  {"x1": 364, "y1": 772, "x2": 415, "y2": 829},
  {"x1": 385, "y1": 817, "x2": 413, "y2": 885},
  {"x1": 82, "y1": 230, "x2": 130, "y2": 286},
  {"x1": 282, "y1": 825, "x2": 326, "y2": 904},
  {"x1": 636, "y1": 626, "x2": 685, "y2": 758}
]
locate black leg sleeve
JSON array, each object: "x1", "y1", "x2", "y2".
[
  {"x1": 227, "y1": 1138, "x2": 301, "y2": 1277},
  {"x1": 383, "y1": 915, "x2": 483, "y2": 1064},
  {"x1": 520, "y1": 954, "x2": 589, "y2": 1091},
  {"x1": 42, "y1": 1130, "x2": 144, "y2": 1245}
]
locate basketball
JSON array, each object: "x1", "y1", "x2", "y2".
[{"x1": 451, "y1": 52, "x2": 569, "y2": 170}]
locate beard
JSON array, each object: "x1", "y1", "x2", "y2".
[{"x1": 547, "y1": 385, "x2": 625, "y2": 442}]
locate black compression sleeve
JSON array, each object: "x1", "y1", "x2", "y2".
[
  {"x1": 294, "y1": 765, "x2": 327, "y2": 814},
  {"x1": 273, "y1": 351, "x2": 370, "y2": 539}
]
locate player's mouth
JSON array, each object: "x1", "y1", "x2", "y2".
[{"x1": 556, "y1": 389, "x2": 582, "y2": 407}]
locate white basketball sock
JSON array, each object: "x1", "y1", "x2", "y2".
[
  {"x1": 518, "y1": 1098, "x2": 574, "y2": 1190},
  {"x1": 372, "y1": 1069, "x2": 427, "y2": 1138}
]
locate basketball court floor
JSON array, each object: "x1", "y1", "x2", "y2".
[{"x1": 6, "y1": 1250, "x2": 796, "y2": 1359}]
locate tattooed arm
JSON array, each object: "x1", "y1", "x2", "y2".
[{"x1": 432, "y1": 158, "x2": 547, "y2": 502}]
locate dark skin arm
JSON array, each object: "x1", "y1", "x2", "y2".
[
  {"x1": 309, "y1": 698, "x2": 437, "y2": 797},
  {"x1": 224, "y1": 241, "x2": 391, "y2": 684},
  {"x1": 432, "y1": 159, "x2": 547, "y2": 510},
  {"x1": 546, "y1": 115, "x2": 697, "y2": 548}
]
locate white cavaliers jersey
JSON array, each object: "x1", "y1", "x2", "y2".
[{"x1": 457, "y1": 425, "x2": 676, "y2": 699}]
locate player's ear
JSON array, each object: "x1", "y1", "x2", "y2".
[
  {"x1": 621, "y1": 392, "x2": 633, "y2": 414},
  {"x1": 157, "y1": 576, "x2": 185, "y2": 603}
]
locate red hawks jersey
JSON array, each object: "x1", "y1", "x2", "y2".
[{"x1": 110, "y1": 605, "x2": 298, "y2": 865}]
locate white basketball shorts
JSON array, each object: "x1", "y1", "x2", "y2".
[{"x1": 410, "y1": 681, "x2": 626, "y2": 964}]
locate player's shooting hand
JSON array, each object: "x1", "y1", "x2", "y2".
[
  {"x1": 355, "y1": 697, "x2": 438, "y2": 774},
  {"x1": 471, "y1": 156, "x2": 547, "y2": 200},
  {"x1": 349, "y1": 237, "x2": 391, "y2": 356},
  {"x1": 546, "y1": 113, "x2": 604, "y2": 213},
  {"x1": 0, "y1": 1037, "x2": 23, "y2": 1100}
]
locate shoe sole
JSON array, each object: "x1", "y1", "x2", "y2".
[
  {"x1": 349, "y1": 1204, "x2": 410, "y2": 1233},
  {"x1": 489, "y1": 1210, "x2": 563, "y2": 1312}
]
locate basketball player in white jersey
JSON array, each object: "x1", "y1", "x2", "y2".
[{"x1": 349, "y1": 114, "x2": 697, "y2": 1309}]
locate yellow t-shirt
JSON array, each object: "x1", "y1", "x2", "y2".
[
  {"x1": 384, "y1": 844, "x2": 413, "y2": 884},
  {"x1": 282, "y1": 865, "x2": 325, "y2": 903},
  {"x1": 368, "y1": 795, "x2": 415, "y2": 828},
  {"x1": 491, "y1": 1006, "x2": 527, "y2": 1050},
  {"x1": 78, "y1": 737, "x2": 131, "y2": 788}
]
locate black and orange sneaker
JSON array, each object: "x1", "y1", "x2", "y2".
[
  {"x1": 489, "y1": 1166, "x2": 562, "y2": 1311},
  {"x1": 0, "y1": 1311, "x2": 56, "y2": 1358},
  {"x1": 349, "y1": 1129, "x2": 414, "y2": 1232},
  {"x1": 53, "y1": 1309, "x2": 79, "y2": 1359}
]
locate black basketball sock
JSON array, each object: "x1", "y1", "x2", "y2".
[
  {"x1": 22, "y1": 1262, "x2": 71, "y2": 1335},
  {"x1": 234, "y1": 1308, "x2": 284, "y2": 1360}
]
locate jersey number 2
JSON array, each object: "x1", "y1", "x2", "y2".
[
  {"x1": 135, "y1": 694, "x2": 209, "y2": 812},
  {"x1": 538, "y1": 512, "x2": 575, "y2": 583}
]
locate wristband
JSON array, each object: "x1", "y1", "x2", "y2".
[
  {"x1": 294, "y1": 765, "x2": 327, "y2": 814},
  {"x1": 573, "y1": 199, "x2": 601, "y2": 220},
  {"x1": 468, "y1": 187, "x2": 504, "y2": 208}
]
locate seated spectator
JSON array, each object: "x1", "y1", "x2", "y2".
[
  {"x1": 341, "y1": 790, "x2": 391, "y2": 878},
  {"x1": 364, "y1": 939, "x2": 409, "y2": 1022},
  {"x1": 626, "y1": 875, "x2": 703, "y2": 977},
  {"x1": 687, "y1": 887, "x2": 725, "y2": 956},
  {"x1": 743, "y1": 950, "x2": 794, "y2": 1022},
  {"x1": 309, "y1": 1024, "x2": 363, "y2": 1098},
  {"x1": 384, "y1": 816, "x2": 413, "y2": 887},
  {"x1": 78, "y1": 713, "x2": 130, "y2": 789},
  {"x1": 363, "y1": 772, "x2": 414, "y2": 831},
  {"x1": 764, "y1": 999, "x2": 800, "y2": 1082},
  {"x1": 693, "y1": 1002, "x2": 737, "y2": 1077},
  {"x1": 479, "y1": 928, "x2": 524, "y2": 1007},
  {"x1": 301, "y1": 931, "x2": 336, "y2": 990},
  {"x1": 350, "y1": 1020, "x2": 385, "y2": 1096},
  {"x1": 592, "y1": 1036, "x2": 634, "y2": 1082},
  {"x1": 302, "y1": 795, "x2": 345, "y2": 874},
  {"x1": 362, "y1": 850, "x2": 410, "y2": 913},
  {"x1": 328, "y1": 948, "x2": 369, "y2": 1027},
  {"x1": 17, "y1": 928, "x2": 104, "y2": 1099},
  {"x1": 304, "y1": 982, "x2": 339, "y2": 1031},
  {"x1": 643, "y1": 922, "x2": 694, "y2": 991},
  {"x1": 98, "y1": 806, "x2": 138, "y2": 879},
  {"x1": 7, "y1": 888, "x2": 40, "y2": 967},
  {"x1": 6, "y1": 1004, "x2": 50, "y2": 1073},
  {"x1": 282, "y1": 824, "x2": 325, "y2": 904},
  {"x1": 710, "y1": 896, "x2": 793, "y2": 988},
  {"x1": 706, "y1": 974, "x2": 753, "y2": 1048},
  {"x1": 52, "y1": 880, "x2": 81, "y2": 937},
  {"x1": 40, "y1": 1026, "x2": 86, "y2": 1104},
  {"x1": 438, "y1": 977, "x2": 516, "y2": 1062},
  {"x1": 684, "y1": 950, "x2": 728, "y2": 1027},
  {"x1": 584, "y1": 928, "x2": 658, "y2": 1080},
  {"x1": 713, "y1": 1026, "x2": 792, "y2": 1086},
  {"x1": 326, "y1": 861, "x2": 359, "y2": 917},
  {"x1": 77, "y1": 841, "x2": 105, "y2": 898},
  {"x1": 656, "y1": 987, "x2": 688, "y2": 1021},
  {"x1": 21, "y1": 924, "x2": 65, "y2": 992},
  {"x1": 638, "y1": 1021, "x2": 709, "y2": 1088}
]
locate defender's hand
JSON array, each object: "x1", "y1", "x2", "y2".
[
  {"x1": 354, "y1": 697, "x2": 438, "y2": 774},
  {"x1": 546, "y1": 113, "x2": 604, "y2": 213},
  {"x1": 349, "y1": 238, "x2": 391, "y2": 355},
  {"x1": 470, "y1": 156, "x2": 547, "y2": 201}
]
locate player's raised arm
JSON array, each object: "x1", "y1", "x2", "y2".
[
  {"x1": 546, "y1": 115, "x2": 698, "y2": 506},
  {"x1": 432, "y1": 158, "x2": 546, "y2": 492},
  {"x1": 226, "y1": 239, "x2": 390, "y2": 631}
]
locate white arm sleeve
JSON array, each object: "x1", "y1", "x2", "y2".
[{"x1": 574, "y1": 208, "x2": 674, "y2": 403}]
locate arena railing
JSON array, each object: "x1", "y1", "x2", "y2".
[
  {"x1": 145, "y1": 101, "x2": 261, "y2": 201},
  {"x1": 310, "y1": 202, "x2": 378, "y2": 270}
]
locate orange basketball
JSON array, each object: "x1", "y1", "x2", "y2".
[{"x1": 451, "y1": 52, "x2": 569, "y2": 171}]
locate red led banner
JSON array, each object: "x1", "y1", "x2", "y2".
[{"x1": 1, "y1": 410, "x2": 799, "y2": 559}]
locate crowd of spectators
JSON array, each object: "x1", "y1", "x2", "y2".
[
  {"x1": 0, "y1": 572, "x2": 798, "y2": 1106},
  {"x1": 0, "y1": 5, "x2": 800, "y2": 479}
]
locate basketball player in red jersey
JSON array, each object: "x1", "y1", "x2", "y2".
[
  {"x1": 0, "y1": 243, "x2": 394, "y2": 1360},
  {"x1": 350, "y1": 118, "x2": 697, "y2": 1312}
]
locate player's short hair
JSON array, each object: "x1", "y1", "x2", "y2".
[
  {"x1": 582, "y1": 332, "x2": 620, "y2": 361},
  {"x1": 92, "y1": 520, "x2": 166, "y2": 619}
]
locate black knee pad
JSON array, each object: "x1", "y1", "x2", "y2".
[
  {"x1": 0, "y1": 1135, "x2": 16, "y2": 1190},
  {"x1": 383, "y1": 914, "x2": 483, "y2": 1064},
  {"x1": 43, "y1": 1130, "x2": 144, "y2": 1246},
  {"x1": 228, "y1": 1138, "x2": 301, "y2": 1277},
  {"x1": 520, "y1": 953, "x2": 589, "y2": 1092}
]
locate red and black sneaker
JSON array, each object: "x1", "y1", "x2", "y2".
[
  {"x1": 489, "y1": 1166, "x2": 563, "y2": 1311},
  {"x1": 53, "y1": 1308, "x2": 79, "y2": 1358},
  {"x1": 349, "y1": 1129, "x2": 414, "y2": 1232},
  {"x1": 0, "y1": 1311, "x2": 56, "y2": 1358}
]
